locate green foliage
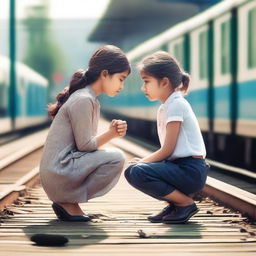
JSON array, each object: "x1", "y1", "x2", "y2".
[{"x1": 22, "y1": 2, "x2": 65, "y2": 92}]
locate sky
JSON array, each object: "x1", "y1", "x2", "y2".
[
  {"x1": 1, "y1": 0, "x2": 110, "y2": 19},
  {"x1": 48, "y1": 0, "x2": 110, "y2": 19}
]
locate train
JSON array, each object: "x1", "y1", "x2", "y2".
[
  {"x1": 0, "y1": 55, "x2": 49, "y2": 136},
  {"x1": 100, "y1": 0, "x2": 256, "y2": 171}
]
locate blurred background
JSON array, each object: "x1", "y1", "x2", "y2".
[{"x1": 1, "y1": 0, "x2": 256, "y2": 173}]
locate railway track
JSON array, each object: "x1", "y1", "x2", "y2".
[
  {"x1": 121, "y1": 135, "x2": 256, "y2": 219},
  {"x1": 0, "y1": 129, "x2": 48, "y2": 209},
  {"x1": 0, "y1": 123, "x2": 255, "y2": 255}
]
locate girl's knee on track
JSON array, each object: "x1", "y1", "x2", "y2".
[
  {"x1": 124, "y1": 163, "x2": 147, "y2": 186},
  {"x1": 101, "y1": 147, "x2": 125, "y2": 164},
  {"x1": 108, "y1": 148, "x2": 125, "y2": 165}
]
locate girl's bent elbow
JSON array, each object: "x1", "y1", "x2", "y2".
[
  {"x1": 160, "y1": 148, "x2": 173, "y2": 160},
  {"x1": 77, "y1": 138, "x2": 98, "y2": 151}
]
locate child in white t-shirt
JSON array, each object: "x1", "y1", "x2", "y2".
[{"x1": 125, "y1": 51, "x2": 209, "y2": 224}]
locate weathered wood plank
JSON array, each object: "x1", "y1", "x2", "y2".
[{"x1": 0, "y1": 147, "x2": 256, "y2": 255}]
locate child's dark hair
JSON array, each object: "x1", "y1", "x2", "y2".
[
  {"x1": 138, "y1": 51, "x2": 190, "y2": 92},
  {"x1": 48, "y1": 45, "x2": 130, "y2": 118}
]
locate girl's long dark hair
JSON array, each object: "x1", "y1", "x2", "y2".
[
  {"x1": 138, "y1": 51, "x2": 190, "y2": 93},
  {"x1": 48, "y1": 45, "x2": 130, "y2": 118}
]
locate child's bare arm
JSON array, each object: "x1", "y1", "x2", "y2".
[{"x1": 140, "y1": 121, "x2": 181, "y2": 163}]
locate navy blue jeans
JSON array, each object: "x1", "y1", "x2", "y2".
[{"x1": 124, "y1": 157, "x2": 209, "y2": 200}]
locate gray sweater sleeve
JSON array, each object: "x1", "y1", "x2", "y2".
[{"x1": 67, "y1": 97, "x2": 98, "y2": 151}]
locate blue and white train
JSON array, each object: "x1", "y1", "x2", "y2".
[
  {"x1": 0, "y1": 55, "x2": 49, "y2": 136},
  {"x1": 100, "y1": 0, "x2": 256, "y2": 171}
]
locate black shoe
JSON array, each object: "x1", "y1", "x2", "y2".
[
  {"x1": 31, "y1": 234, "x2": 69, "y2": 246},
  {"x1": 162, "y1": 203, "x2": 199, "y2": 224},
  {"x1": 148, "y1": 204, "x2": 175, "y2": 223},
  {"x1": 52, "y1": 203, "x2": 91, "y2": 222}
]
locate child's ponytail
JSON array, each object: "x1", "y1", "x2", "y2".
[
  {"x1": 48, "y1": 69, "x2": 89, "y2": 118},
  {"x1": 48, "y1": 88, "x2": 69, "y2": 118},
  {"x1": 181, "y1": 72, "x2": 190, "y2": 93}
]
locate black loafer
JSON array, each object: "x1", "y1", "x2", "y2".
[
  {"x1": 31, "y1": 234, "x2": 69, "y2": 246},
  {"x1": 162, "y1": 203, "x2": 199, "y2": 224},
  {"x1": 52, "y1": 203, "x2": 91, "y2": 222},
  {"x1": 148, "y1": 204, "x2": 175, "y2": 223}
]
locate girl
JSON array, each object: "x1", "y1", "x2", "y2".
[
  {"x1": 125, "y1": 51, "x2": 209, "y2": 224},
  {"x1": 40, "y1": 45, "x2": 130, "y2": 222}
]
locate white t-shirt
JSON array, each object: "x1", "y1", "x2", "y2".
[{"x1": 157, "y1": 91, "x2": 206, "y2": 160}]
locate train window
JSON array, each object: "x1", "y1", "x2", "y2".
[
  {"x1": 248, "y1": 7, "x2": 256, "y2": 68},
  {"x1": 174, "y1": 42, "x2": 184, "y2": 66},
  {"x1": 161, "y1": 44, "x2": 168, "y2": 52},
  {"x1": 168, "y1": 38, "x2": 184, "y2": 67},
  {"x1": 199, "y1": 31, "x2": 208, "y2": 79},
  {"x1": 220, "y1": 20, "x2": 231, "y2": 74}
]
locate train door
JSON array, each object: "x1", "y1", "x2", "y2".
[
  {"x1": 237, "y1": 0, "x2": 256, "y2": 169},
  {"x1": 237, "y1": 1, "x2": 256, "y2": 138},
  {"x1": 213, "y1": 12, "x2": 233, "y2": 134},
  {"x1": 188, "y1": 25, "x2": 210, "y2": 131}
]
